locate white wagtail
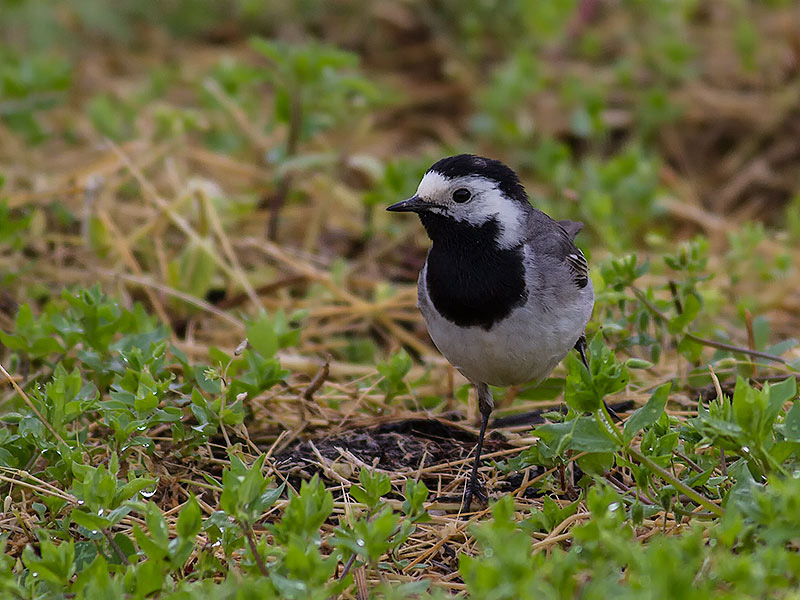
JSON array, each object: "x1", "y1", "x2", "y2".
[{"x1": 386, "y1": 154, "x2": 595, "y2": 512}]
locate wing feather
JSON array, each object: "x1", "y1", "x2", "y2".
[
  {"x1": 564, "y1": 247, "x2": 589, "y2": 288},
  {"x1": 526, "y1": 211, "x2": 589, "y2": 289}
]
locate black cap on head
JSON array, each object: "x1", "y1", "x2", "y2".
[{"x1": 426, "y1": 154, "x2": 528, "y2": 204}]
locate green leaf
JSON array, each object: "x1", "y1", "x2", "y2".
[
  {"x1": 22, "y1": 538, "x2": 75, "y2": 586},
  {"x1": 761, "y1": 378, "x2": 797, "y2": 439},
  {"x1": 623, "y1": 382, "x2": 671, "y2": 443},
  {"x1": 564, "y1": 333, "x2": 629, "y2": 415},
  {"x1": 576, "y1": 451, "x2": 614, "y2": 476},
  {"x1": 527, "y1": 496, "x2": 580, "y2": 533},
  {"x1": 402, "y1": 479, "x2": 430, "y2": 523},
  {"x1": 106, "y1": 505, "x2": 133, "y2": 527},
  {"x1": 146, "y1": 502, "x2": 169, "y2": 546},
  {"x1": 133, "y1": 525, "x2": 168, "y2": 561},
  {"x1": 769, "y1": 377, "x2": 797, "y2": 407},
  {"x1": 350, "y1": 468, "x2": 391, "y2": 510},
  {"x1": 259, "y1": 483, "x2": 286, "y2": 514},
  {"x1": 112, "y1": 532, "x2": 136, "y2": 563},
  {"x1": 71, "y1": 508, "x2": 110, "y2": 532},
  {"x1": 732, "y1": 376, "x2": 772, "y2": 443},
  {"x1": 131, "y1": 556, "x2": 165, "y2": 596},
  {"x1": 270, "y1": 475, "x2": 333, "y2": 545},
  {"x1": 782, "y1": 401, "x2": 800, "y2": 442},
  {"x1": 332, "y1": 506, "x2": 399, "y2": 564},
  {"x1": 377, "y1": 349, "x2": 412, "y2": 401},
  {"x1": 535, "y1": 416, "x2": 620, "y2": 454},
  {"x1": 668, "y1": 294, "x2": 701, "y2": 334},
  {"x1": 626, "y1": 358, "x2": 654, "y2": 370},
  {"x1": 177, "y1": 496, "x2": 202, "y2": 539},
  {"x1": 115, "y1": 477, "x2": 157, "y2": 506},
  {"x1": 246, "y1": 312, "x2": 279, "y2": 358},
  {"x1": 564, "y1": 352, "x2": 601, "y2": 413}
]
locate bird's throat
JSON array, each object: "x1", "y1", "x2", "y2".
[{"x1": 421, "y1": 215, "x2": 527, "y2": 330}]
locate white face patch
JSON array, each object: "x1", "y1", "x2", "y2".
[
  {"x1": 415, "y1": 171, "x2": 527, "y2": 249},
  {"x1": 416, "y1": 170, "x2": 450, "y2": 199}
]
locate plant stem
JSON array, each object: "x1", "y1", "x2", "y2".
[
  {"x1": 597, "y1": 402, "x2": 624, "y2": 445},
  {"x1": 104, "y1": 529, "x2": 130, "y2": 565},
  {"x1": 339, "y1": 553, "x2": 357, "y2": 580},
  {"x1": 627, "y1": 446, "x2": 725, "y2": 518},
  {"x1": 242, "y1": 521, "x2": 269, "y2": 577},
  {"x1": 267, "y1": 87, "x2": 302, "y2": 240},
  {"x1": 0, "y1": 361, "x2": 66, "y2": 445},
  {"x1": 629, "y1": 286, "x2": 786, "y2": 364}
]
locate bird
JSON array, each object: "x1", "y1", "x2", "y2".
[{"x1": 386, "y1": 154, "x2": 594, "y2": 512}]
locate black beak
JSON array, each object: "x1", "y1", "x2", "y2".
[{"x1": 386, "y1": 195, "x2": 433, "y2": 213}]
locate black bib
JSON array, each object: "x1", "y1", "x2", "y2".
[{"x1": 420, "y1": 214, "x2": 527, "y2": 330}]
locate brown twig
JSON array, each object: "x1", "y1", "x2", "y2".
[
  {"x1": 744, "y1": 308, "x2": 758, "y2": 377},
  {"x1": 354, "y1": 565, "x2": 369, "y2": 600},
  {"x1": 339, "y1": 553, "x2": 357, "y2": 581},
  {"x1": 243, "y1": 522, "x2": 269, "y2": 577},
  {"x1": 104, "y1": 529, "x2": 131, "y2": 565},
  {"x1": 267, "y1": 91, "x2": 302, "y2": 240},
  {"x1": 303, "y1": 356, "x2": 331, "y2": 402},
  {"x1": 0, "y1": 361, "x2": 66, "y2": 445}
]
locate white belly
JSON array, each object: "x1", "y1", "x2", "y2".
[{"x1": 418, "y1": 258, "x2": 593, "y2": 387}]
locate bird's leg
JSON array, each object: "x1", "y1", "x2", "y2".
[
  {"x1": 462, "y1": 383, "x2": 493, "y2": 513},
  {"x1": 574, "y1": 333, "x2": 590, "y2": 370},
  {"x1": 574, "y1": 333, "x2": 621, "y2": 422}
]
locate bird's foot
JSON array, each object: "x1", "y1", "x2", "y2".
[
  {"x1": 461, "y1": 479, "x2": 488, "y2": 515},
  {"x1": 603, "y1": 400, "x2": 622, "y2": 423}
]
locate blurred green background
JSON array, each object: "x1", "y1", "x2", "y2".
[
  {"x1": 3, "y1": 0, "x2": 799, "y2": 365},
  {"x1": 3, "y1": 0, "x2": 799, "y2": 242},
  {"x1": 2, "y1": 0, "x2": 799, "y2": 353}
]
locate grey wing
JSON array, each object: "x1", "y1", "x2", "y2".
[
  {"x1": 528, "y1": 212, "x2": 589, "y2": 289},
  {"x1": 562, "y1": 241, "x2": 589, "y2": 289}
]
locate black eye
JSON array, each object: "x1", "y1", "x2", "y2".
[{"x1": 452, "y1": 188, "x2": 471, "y2": 203}]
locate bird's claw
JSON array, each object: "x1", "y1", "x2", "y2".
[{"x1": 461, "y1": 480, "x2": 488, "y2": 515}]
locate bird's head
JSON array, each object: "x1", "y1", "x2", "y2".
[{"x1": 386, "y1": 154, "x2": 530, "y2": 248}]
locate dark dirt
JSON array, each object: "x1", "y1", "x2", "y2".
[
  {"x1": 272, "y1": 410, "x2": 633, "y2": 502},
  {"x1": 274, "y1": 417, "x2": 510, "y2": 478}
]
